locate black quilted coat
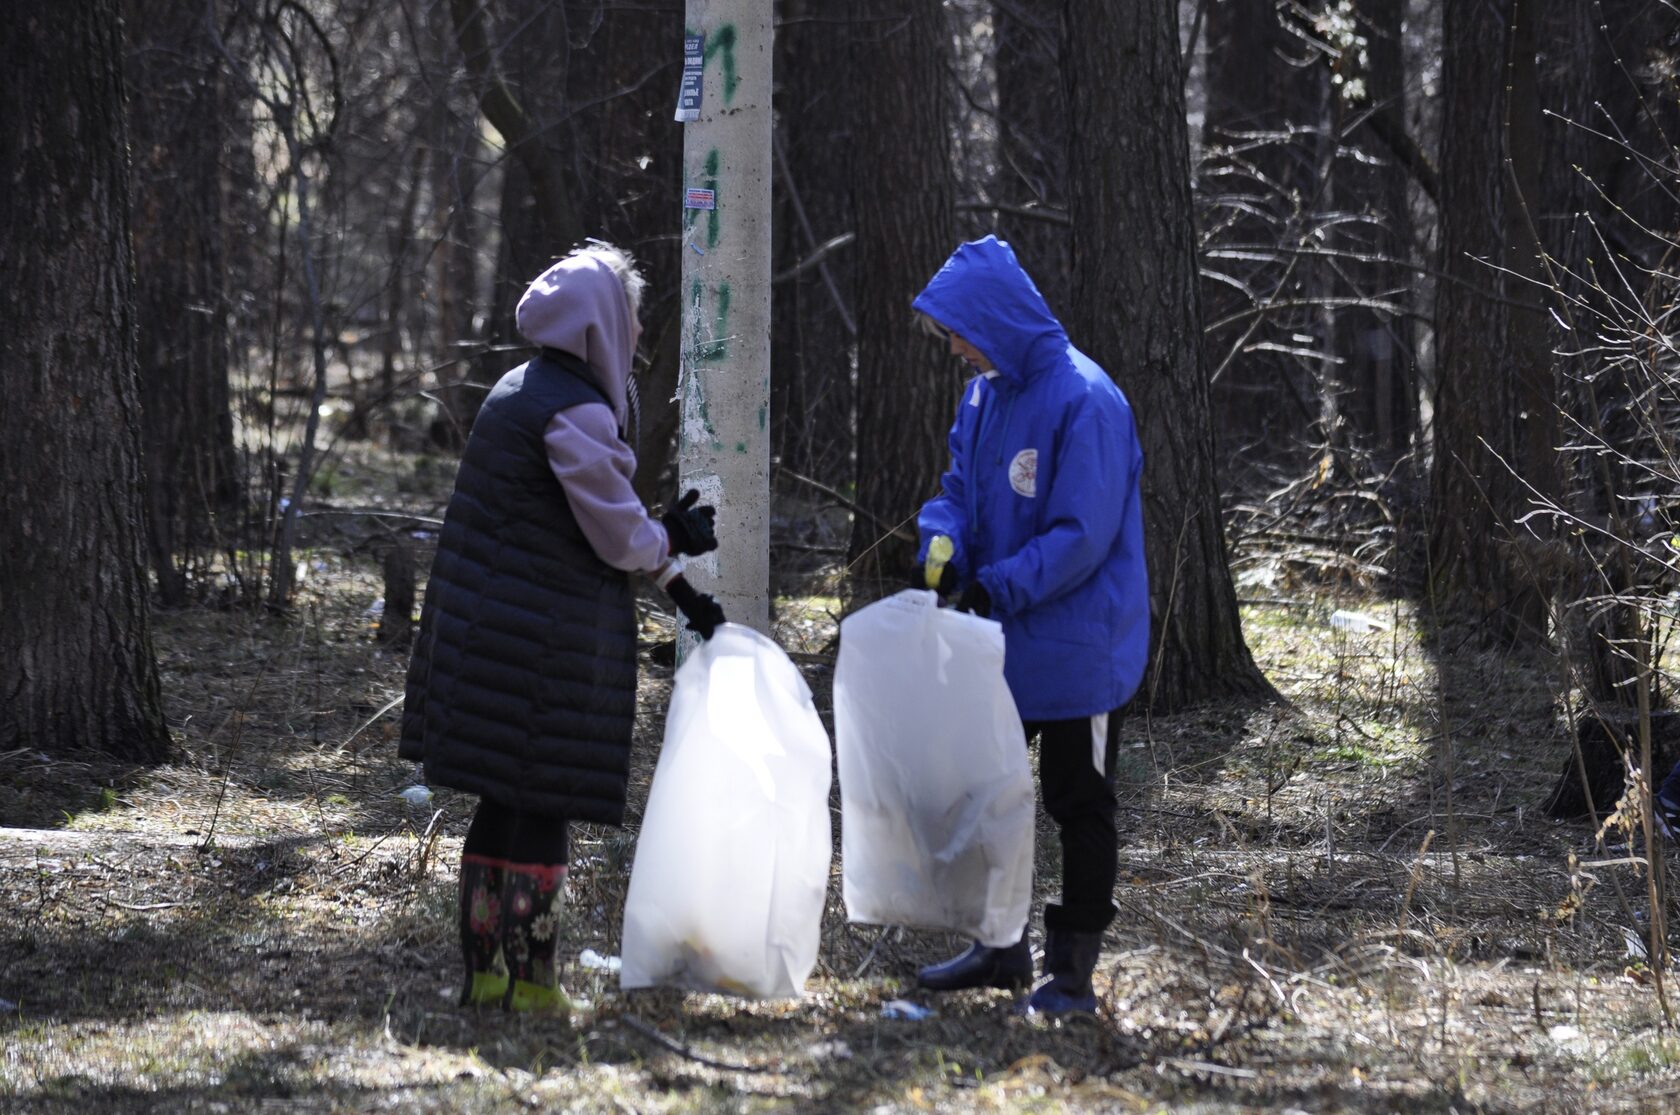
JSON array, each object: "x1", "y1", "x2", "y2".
[{"x1": 398, "y1": 353, "x2": 639, "y2": 824}]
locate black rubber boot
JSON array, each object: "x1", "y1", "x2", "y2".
[
  {"x1": 1023, "y1": 929, "x2": 1102, "y2": 1015},
  {"x1": 501, "y1": 862, "x2": 572, "y2": 1011},
  {"x1": 916, "y1": 937, "x2": 1033, "y2": 992},
  {"x1": 457, "y1": 855, "x2": 508, "y2": 1006}
]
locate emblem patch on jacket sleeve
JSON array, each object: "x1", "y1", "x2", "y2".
[{"x1": 1008, "y1": 448, "x2": 1038, "y2": 497}]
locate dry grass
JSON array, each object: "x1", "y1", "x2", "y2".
[{"x1": 4, "y1": 460, "x2": 1680, "y2": 1111}]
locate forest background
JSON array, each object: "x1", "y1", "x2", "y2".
[{"x1": 5, "y1": 0, "x2": 1680, "y2": 1111}]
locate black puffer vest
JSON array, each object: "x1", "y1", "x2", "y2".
[{"x1": 399, "y1": 352, "x2": 639, "y2": 824}]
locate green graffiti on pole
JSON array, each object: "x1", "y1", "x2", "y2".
[
  {"x1": 710, "y1": 284, "x2": 731, "y2": 360},
  {"x1": 705, "y1": 25, "x2": 738, "y2": 105},
  {"x1": 687, "y1": 280, "x2": 732, "y2": 364},
  {"x1": 704, "y1": 149, "x2": 721, "y2": 248}
]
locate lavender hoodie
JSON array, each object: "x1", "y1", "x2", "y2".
[{"x1": 515, "y1": 254, "x2": 672, "y2": 581}]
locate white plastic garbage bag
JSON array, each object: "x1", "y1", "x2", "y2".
[
  {"x1": 620, "y1": 624, "x2": 833, "y2": 998},
  {"x1": 835, "y1": 590, "x2": 1033, "y2": 947}
]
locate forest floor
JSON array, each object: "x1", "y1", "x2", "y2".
[{"x1": 4, "y1": 442, "x2": 1680, "y2": 1113}]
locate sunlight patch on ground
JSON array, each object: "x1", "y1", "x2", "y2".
[{"x1": 6, "y1": 573, "x2": 1679, "y2": 1110}]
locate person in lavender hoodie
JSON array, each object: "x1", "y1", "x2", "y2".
[{"x1": 400, "y1": 243, "x2": 725, "y2": 1011}]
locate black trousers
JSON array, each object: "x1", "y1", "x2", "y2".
[
  {"x1": 1024, "y1": 711, "x2": 1121, "y2": 934},
  {"x1": 464, "y1": 799, "x2": 570, "y2": 867}
]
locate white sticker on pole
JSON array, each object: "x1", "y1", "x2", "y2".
[
  {"x1": 684, "y1": 188, "x2": 716, "y2": 211},
  {"x1": 674, "y1": 33, "x2": 704, "y2": 122}
]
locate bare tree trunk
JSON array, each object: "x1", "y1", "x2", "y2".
[
  {"x1": 846, "y1": 1, "x2": 959, "y2": 581},
  {"x1": 1064, "y1": 0, "x2": 1275, "y2": 711},
  {"x1": 413, "y1": 0, "x2": 483, "y2": 427},
  {"x1": 450, "y1": 0, "x2": 582, "y2": 437},
  {"x1": 429, "y1": 92, "x2": 481, "y2": 443},
  {"x1": 1429, "y1": 0, "x2": 1552, "y2": 643},
  {"x1": 636, "y1": 321, "x2": 684, "y2": 505},
  {"x1": 379, "y1": 142, "x2": 427, "y2": 418},
  {"x1": 1329, "y1": 0, "x2": 1416, "y2": 462},
  {"x1": 451, "y1": 0, "x2": 581, "y2": 260},
  {"x1": 1, "y1": 0, "x2": 171, "y2": 762},
  {"x1": 127, "y1": 0, "x2": 241, "y2": 604},
  {"x1": 994, "y1": 0, "x2": 1069, "y2": 314},
  {"x1": 771, "y1": 0, "x2": 857, "y2": 485},
  {"x1": 379, "y1": 540, "x2": 416, "y2": 649},
  {"x1": 215, "y1": 16, "x2": 267, "y2": 604}
]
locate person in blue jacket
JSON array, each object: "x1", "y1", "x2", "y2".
[{"x1": 908, "y1": 236, "x2": 1148, "y2": 1015}]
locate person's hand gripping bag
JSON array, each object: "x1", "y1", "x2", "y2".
[
  {"x1": 835, "y1": 589, "x2": 1033, "y2": 947},
  {"x1": 620, "y1": 625, "x2": 833, "y2": 998}
]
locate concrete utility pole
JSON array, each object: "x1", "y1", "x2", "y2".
[{"x1": 676, "y1": 0, "x2": 773, "y2": 642}]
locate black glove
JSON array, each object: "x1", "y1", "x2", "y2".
[
  {"x1": 908, "y1": 561, "x2": 959, "y2": 595},
  {"x1": 956, "y1": 580, "x2": 992, "y2": 618},
  {"x1": 661, "y1": 489, "x2": 719, "y2": 557},
  {"x1": 665, "y1": 574, "x2": 726, "y2": 640}
]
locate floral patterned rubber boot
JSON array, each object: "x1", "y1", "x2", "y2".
[
  {"x1": 458, "y1": 854, "x2": 508, "y2": 1006},
  {"x1": 500, "y1": 862, "x2": 572, "y2": 1012}
]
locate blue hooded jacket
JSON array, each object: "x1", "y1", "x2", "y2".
[{"x1": 913, "y1": 237, "x2": 1148, "y2": 720}]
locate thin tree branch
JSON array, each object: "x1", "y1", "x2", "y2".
[
  {"x1": 448, "y1": 0, "x2": 581, "y2": 248},
  {"x1": 778, "y1": 469, "x2": 916, "y2": 544},
  {"x1": 772, "y1": 130, "x2": 857, "y2": 334},
  {"x1": 772, "y1": 232, "x2": 856, "y2": 288},
  {"x1": 956, "y1": 199, "x2": 1072, "y2": 226}
]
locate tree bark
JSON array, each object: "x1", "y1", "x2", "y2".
[
  {"x1": 378, "y1": 141, "x2": 426, "y2": 419},
  {"x1": 1428, "y1": 0, "x2": 1553, "y2": 643},
  {"x1": 427, "y1": 95, "x2": 482, "y2": 445},
  {"x1": 1328, "y1": 0, "x2": 1416, "y2": 462},
  {"x1": 994, "y1": 0, "x2": 1069, "y2": 315},
  {"x1": 379, "y1": 540, "x2": 416, "y2": 649},
  {"x1": 450, "y1": 0, "x2": 581, "y2": 260},
  {"x1": 0, "y1": 0, "x2": 171, "y2": 762},
  {"x1": 1064, "y1": 0, "x2": 1275, "y2": 711},
  {"x1": 450, "y1": 0, "x2": 582, "y2": 437},
  {"x1": 771, "y1": 0, "x2": 857, "y2": 485},
  {"x1": 127, "y1": 0, "x2": 241, "y2": 604},
  {"x1": 846, "y1": 1, "x2": 960, "y2": 581}
]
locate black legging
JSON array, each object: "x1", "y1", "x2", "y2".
[
  {"x1": 1024, "y1": 712, "x2": 1121, "y2": 934},
  {"x1": 464, "y1": 798, "x2": 570, "y2": 867}
]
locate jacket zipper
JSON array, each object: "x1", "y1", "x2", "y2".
[{"x1": 967, "y1": 379, "x2": 1018, "y2": 549}]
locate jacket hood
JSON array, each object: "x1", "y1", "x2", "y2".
[
  {"x1": 515, "y1": 253, "x2": 640, "y2": 425},
  {"x1": 911, "y1": 236, "x2": 1067, "y2": 386}
]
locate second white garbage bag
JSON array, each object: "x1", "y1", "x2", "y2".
[
  {"x1": 836, "y1": 590, "x2": 1033, "y2": 947},
  {"x1": 620, "y1": 624, "x2": 832, "y2": 998}
]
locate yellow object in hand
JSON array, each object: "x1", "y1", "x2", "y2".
[{"x1": 924, "y1": 534, "x2": 954, "y2": 590}]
